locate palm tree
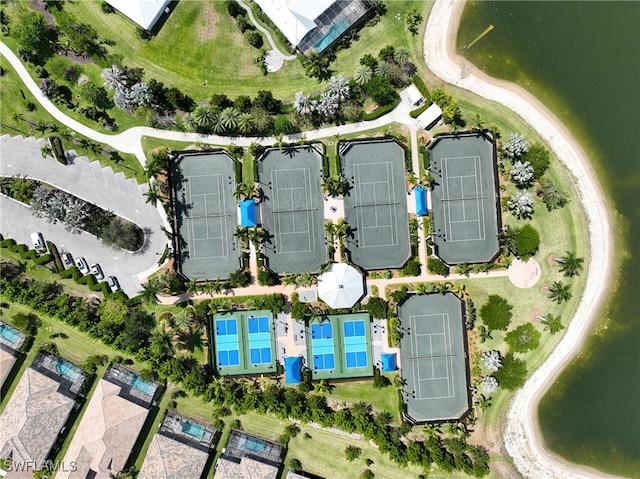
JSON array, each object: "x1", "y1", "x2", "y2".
[
  {"x1": 247, "y1": 226, "x2": 265, "y2": 247},
  {"x1": 481, "y1": 350, "x2": 502, "y2": 372},
  {"x1": 303, "y1": 51, "x2": 328, "y2": 79},
  {"x1": 9, "y1": 175, "x2": 36, "y2": 203},
  {"x1": 455, "y1": 262, "x2": 472, "y2": 277},
  {"x1": 393, "y1": 46, "x2": 410, "y2": 65},
  {"x1": 233, "y1": 226, "x2": 249, "y2": 248},
  {"x1": 181, "y1": 112, "x2": 196, "y2": 131},
  {"x1": 498, "y1": 226, "x2": 518, "y2": 256},
  {"x1": 324, "y1": 221, "x2": 336, "y2": 243},
  {"x1": 471, "y1": 113, "x2": 485, "y2": 131},
  {"x1": 474, "y1": 394, "x2": 492, "y2": 412},
  {"x1": 220, "y1": 107, "x2": 240, "y2": 130},
  {"x1": 374, "y1": 60, "x2": 391, "y2": 79},
  {"x1": 139, "y1": 278, "x2": 161, "y2": 305},
  {"x1": 540, "y1": 313, "x2": 565, "y2": 334},
  {"x1": 193, "y1": 105, "x2": 215, "y2": 129},
  {"x1": 172, "y1": 308, "x2": 192, "y2": 333},
  {"x1": 237, "y1": 112, "x2": 254, "y2": 134},
  {"x1": 211, "y1": 112, "x2": 226, "y2": 134},
  {"x1": 150, "y1": 330, "x2": 174, "y2": 357},
  {"x1": 313, "y1": 379, "x2": 334, "y2": 394},
  {"x1": 185, "y1": 277, "x2": 200, "y2": 294},
  {"x1": 334, "y1": 219, "x2": 351, "y2": 242},
  {"x1": 477, "y1": 325, "x2": 493, "y2": 343},
  {"x1": 556, "y1": 251, "x2": 584, "y2": 277},
  {"x1": 275, "y1": 132, "x2": 286, "y2": 151},
  {"x1": 546, "y1": 281, "x2": 572, "y2": 304},
  {"x1": 143, "y1": 181, "x2": 160, "y2": 206}
]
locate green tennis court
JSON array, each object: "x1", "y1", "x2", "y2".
[
  {"x1": 306, "y1": 313, "x2": 372, "y2": 380},
  {"x1": 341, "y1": 139, "x2": 411, "y2": 270},
  {"x1": 257, "y1": 146, "x2": 326, "y2": 274},
  {"x1": 398, "y1": 294, "x2": 470, "y2": 423},
  {"x1": 428, "y1": 133, "x2": 501, "y2": 264},
  {"x1": 171, "y1": 152, "x2": 239, "y2": 280},
  {"x1": 209, "y1": 310, "x2": 276, "y2": 376}
]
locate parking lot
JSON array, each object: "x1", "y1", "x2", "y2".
[{"x1": 0, "y1": 135, "x2": 168, "y2": 297}]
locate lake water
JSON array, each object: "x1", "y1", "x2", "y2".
[{"x1": 457, "y1": 2, "x2": 640, "y2": 477}]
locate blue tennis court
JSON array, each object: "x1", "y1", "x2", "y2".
[
  {"x1": 311, "y1": 323, "x2": 333, "y2": 339},
  {"x1": 311, "y1": 322, "x2": 335, "y2": 371},
  {"x1": 215, "y1": 318, "x2": 240, "y2": 366},
  {"x1": 247, "y1": 315, "x2": 272, "y2": 365},
  {"x1": 343, "y1": 320, "x2": 369, "y2": 368}
]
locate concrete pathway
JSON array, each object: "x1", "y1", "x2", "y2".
[{"x1": 236, "y1": 0, "x2": 297, "y2": 73}]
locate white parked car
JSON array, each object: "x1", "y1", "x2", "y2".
[
  {"x1": 90, "y1": 263, "x2": 104, "y2": 280},
  {"x1": 31, "y1": 232, "x2": 46, "y2": 252},
  {"x1": 61, "y1": 252, "x2": 73, "y2": 268},
  {"x1": 106, "y1": 276, "x2": 120, "y2": 292},
  {"x1": 74, "y1": 257, "x2": 90, "y2": 275}
]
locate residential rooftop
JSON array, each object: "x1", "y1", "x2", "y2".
[
  {"x1": 138, "y1": 411, "x2": 216, "y2": 479},
  {"x1": 57, "y1": 365, "x2": 158, "y2": 479},
  {"x1": 0, "y1": 353, "x2": 86, "y2": 469}
]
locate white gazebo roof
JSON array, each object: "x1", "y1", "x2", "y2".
[
  {"x1": 106, "y1": 0, "x2": 171, "y2": 30},
  {"x1": 318, "y1": 263, "x2": 364, "y2": 309}
]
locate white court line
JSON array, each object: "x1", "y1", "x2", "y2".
[
  {"x1": 409, "y1": 313, "x2": 456, "y2": 400},
  {"x1": 271, "y1": 168, "x2": 315, "y2": 254},
  {"x1": 354, "y1": 162, "x2": 398, "y2": 248},
  {"x1": 185, "y1": 173, "x2": 230, "y2": 259},
  {"x1": 441, "y1": 156, "x2": 485, "y2": 242}
]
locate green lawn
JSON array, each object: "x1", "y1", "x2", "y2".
[
  {"x1": 325, "y1": 377, "x2": 400, "y2": 423},
  {"x1": 56, "y1": 1, "x2": 317, "y2": 100},
  {"x1": 0, "y1": 57, "x2": 145, "y2": 182}
]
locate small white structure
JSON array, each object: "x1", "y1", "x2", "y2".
[
  {"x1": 318, "y1": 263, "x2": 364, "y2": 309},
  {"x1": 417, "y1": 103, "x2": 443, "y2": 130},
  {"x1": 106, "y1": 0, "x2": 171, "y2": 31},
  {"x1": 404, "y1": 84, "x2": 425, "y2": 107},
  {"x1": 254, "y1": 0, "x2": 334, "y2": 48}
]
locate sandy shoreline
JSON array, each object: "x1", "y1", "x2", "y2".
[{"x1": 423, "y1": 1, "x2": 618, "y2": 478}]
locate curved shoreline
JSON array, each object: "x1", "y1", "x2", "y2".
[{"x1": 423, "y1": 1, "x2": 617, "y2": 478}]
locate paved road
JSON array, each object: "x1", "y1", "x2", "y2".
[{"x1": 0, "y1": 135, "x2": 168, "y2": 296}]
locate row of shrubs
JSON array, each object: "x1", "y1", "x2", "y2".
[{"x1": 0, "y1": 238, "x2": 52, "y2": 265}]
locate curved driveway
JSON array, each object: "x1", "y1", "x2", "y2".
[{"x1": 0, "y1": 135, "x2": 167, "y2": 297}]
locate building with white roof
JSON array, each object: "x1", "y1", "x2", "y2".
[
  {"x1": 255, "y1": 0, "x2": 373, "y2": 53},
  {"x1": 106, "y1": 0, "x2": 171, "y2": 31}
]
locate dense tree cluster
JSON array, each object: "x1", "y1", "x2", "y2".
[{"x1": 480, "y1": 295, "x2": 513, "y2": 331}]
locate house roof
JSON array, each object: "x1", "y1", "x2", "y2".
[
  {"x1": 0, "y1": 368, "x2": 76, "y2": 468},
  {"x1": 0, "y1": 348, "x2": 17, "y2": 388},
  {"x1": 215, "y1": 456, "x2": 279, "y2": 479},
  {"x1": 254, "y1": 0, "x2": 334, "y2": 46},
  {"x1": 57, "y1": 379, "x2": 150, "y2": 479},
  {"x1": 138, "y1": 434, "x2": 210, "y2": 479},
  {"x1": 106, "y1": 0, "x2": 171, "y2": 30}
]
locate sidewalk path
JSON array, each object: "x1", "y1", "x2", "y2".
[
  {"x1": 236, "y1": 0, "x2": 297, "y2": 72},
  {"x1": 423, "y1": 1, "x2": 615, "y2": 478}
]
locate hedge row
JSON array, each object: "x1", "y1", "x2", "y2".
[
  {"x1": 361, "y1": 97, "x2": 400, "y2": 121},
  {"x1": 409, "y1": 103, "x2": 429, "y2": 119},
  {"x1": 0, "y1": 239, "x2": 52, "y2": 265},
  {"x1": 413, "y1": 75, "x2": 431, "y2": 102},
  {"x1": 49, "y1": 136, "x2": 67, "y2": 165},
  {"x1": 60, "y1": 266, "x2": 121, "y2": 297},
  {"x1": 46, "y1": 241, "x2": 64, "y2": 273}
]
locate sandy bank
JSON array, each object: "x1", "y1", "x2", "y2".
[{"x1": 423, "y1": 1, "x2": 617, "y2": 478}]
